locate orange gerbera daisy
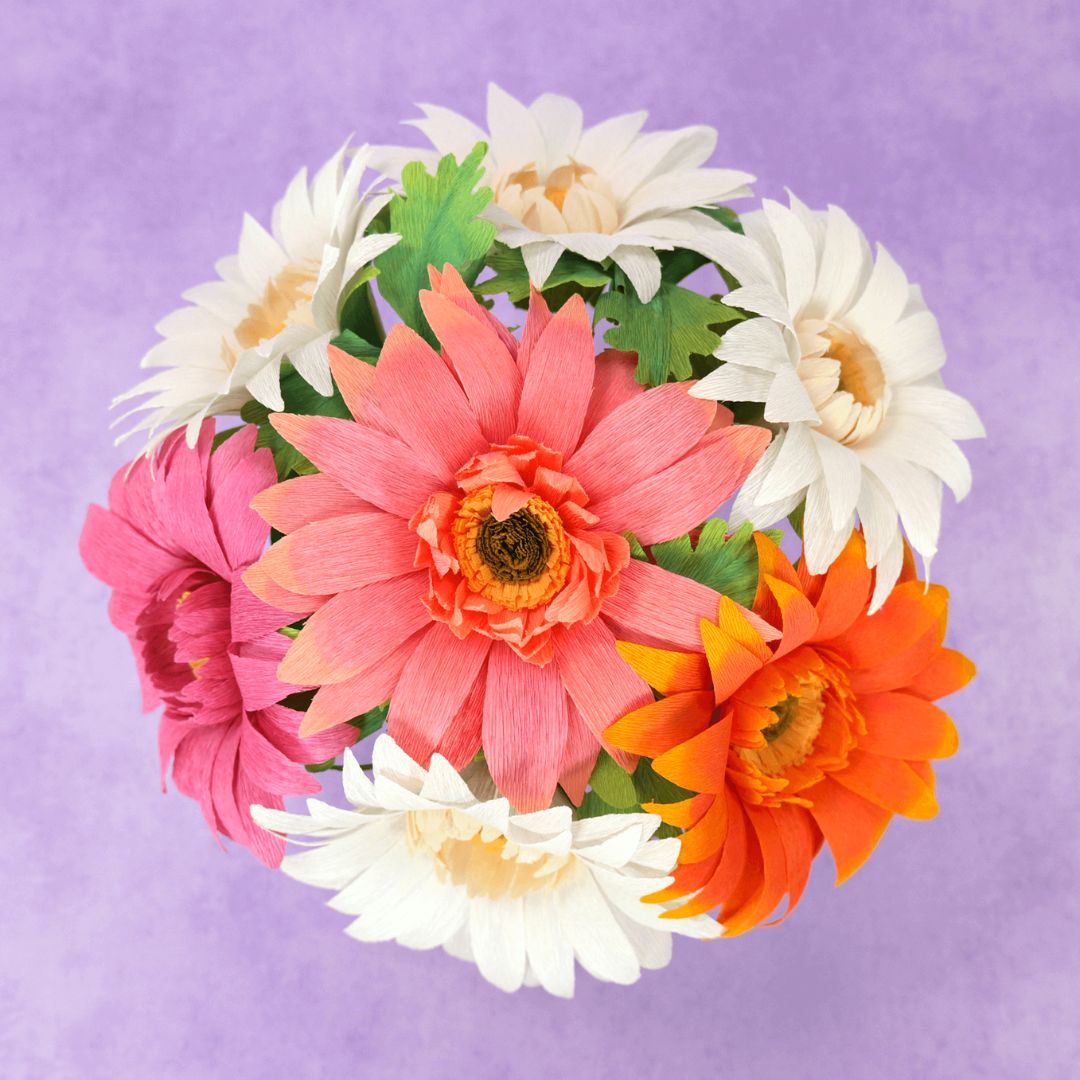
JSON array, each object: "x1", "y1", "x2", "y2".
[{"x1": 606, "y1": 530, "x2": 974, "y2": 935}]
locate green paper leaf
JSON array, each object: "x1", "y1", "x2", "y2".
[
  {"x1": 329, "y1": 329, "x2": 380, "y2": 364},
  {"x1": 632, "y1": 759, "x2": 695, "y2": 839},
  {"x1": 588, "y1": 751, "x2": 638, "y2": 809},
  {"x1": 304, "y1": 757, "x2": 343, "y2": 774},
  {"x1": 595, "y1": 281, "x2": 745, "y2": 387},
  {"x1": 476, "y1": 243, "x2": 611, "y2": 305},
  {"x1": 374, "y1": 143, "x2": 496, "y2": 344},
  {"x1": 336, "y1": 265, "x2": 384, "y2": 346},
  {"x1": 631, "y1": 518, "x2": 782, "y2": 611}
]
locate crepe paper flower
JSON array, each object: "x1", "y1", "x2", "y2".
[
  {"x1": 113, "y1": 144, "x2": 401, "y2": 453},
  {"x1": 690, "y1": 194, "x2": 985, "y2": 611},
  {"x1": 243, "y1": 264, "x2": 772, "y2": 812},
  {"x1": 370, "y1": 84, "x2": 762, "y2": 302},
  {"x1": 252, "y1": 734, "x2": 721, "y2": 996},
  {"x1": 79, "y1": 423, "x2": 355, "y2": 866},
  {"x1": 606, "y1": 530, "x2": 973, "y2": 936}
]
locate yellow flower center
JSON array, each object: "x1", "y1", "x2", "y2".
[
  {"x1": 825, "y1": 326, "x2": 887, "y2": 408},
  {"x1": 406, "y1": 809, "x2": 576, "y2": 899},
  {"x1": 452, "y1": 486, "x2": 571, "y2": 610},
  {"x1": 737, "y1": 683, "x2": 826, "y2": 777},
  {"x1": 219, "y1": 258, "x2": 321, "y2": 371},
  {"x1": 493, "y1": 160, "x2": 621, "y2": 234}
]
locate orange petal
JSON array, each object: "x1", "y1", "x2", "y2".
[
  {"x1": 763, "y1": 573, "x2": 820, "y2": 660},
  {"x1": 675, "y1": 790, "x2": 730, "y2": 864},
  {"x1": 652, "y1": 711, "x2": 732, "y2": 794},
  {"x1": 906, "y1": 647, "x2": 976, "y2": 700},
  {"x1": 716, "y1": 595, "x2": 772, "y2": 663},
  {"x1": 807, "y1": 776, "x2": 893, "y2": 884},
  {"x1": 722, "y1": 806, "x2": 792, "y2": 935},
  {"x1": 645, "y1": 849, "x2": 720, "y2": 903},
  {"x1": 614, "y1": 640, "x2": 710, "y2": 694},
  {"x1": 858, "y1": 691, "x2": 960, "y2": 760},
  {"x1": 830, "y1": 750, "x2": 939, "y2": 819},
  {"x1": 764, "y1": 805, "x2": 821, "y2": 926},
  {"x1": 604, "y1": 691, "x2": 714, "y2": 758},
  {"x1": 644, "y1": 793, "x2": 713, "y2": 830},
  {"x1": 663, "y1": 789, "x2": 749, "y2": 918},
  {"x1": 700, "y1": 618, "x2": 766, "y2": 703},
  {"x1": 808, "y1": 531, "x2": 872, "y2": 641}
]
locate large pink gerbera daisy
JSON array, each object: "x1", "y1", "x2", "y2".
[
  {"x1": 244, "y1": 265, "x2": 772, "y2": 811},
  {"x1": 80, "y1": 423, "x2": 355, "y2": 865}
]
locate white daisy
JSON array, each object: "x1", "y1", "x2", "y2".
[
  {"x1": 690, "y1": 194, "x2": 985, "y2": 610},
  {"x1": 114, "y1": 143, "x2": 400, "y2": 451},
  {"x1": 252, "y1": 736, "x2": 720, "y2": 997},
  {"x1": 370, "y1": 83, "x2": 760, "y2": 302}
]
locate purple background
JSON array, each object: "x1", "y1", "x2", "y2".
[{"x1": 4, "y1": 1, "x2": 1077, "y2": 1076}]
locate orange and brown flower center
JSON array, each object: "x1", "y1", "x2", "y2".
[
  {"x1": 452, "y1": 486, "x2": 572, "y2": 611},
  {"x1": 738, "y1": 683, "x2": 826, "y2": 777}
]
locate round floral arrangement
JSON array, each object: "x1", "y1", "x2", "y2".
[{"x1": 81, "y1": 86, "x2": 982, "y2": 997}]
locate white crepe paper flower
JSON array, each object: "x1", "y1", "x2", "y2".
[
  {"x1": 113, "y1": 143, "x2": 400, "y2": 452},
  {"x1": 370, "y1": 83, "x2": 760, "y2": 302},
  {"x1": 252, "y1": 735, "x2": 720, "y2": 997},
  {"x1": 690, "y1": 194, "x2": 984, "y2": 610}
]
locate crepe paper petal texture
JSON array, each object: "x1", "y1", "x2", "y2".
[
  {"x1": 690, "y1": 193, "x2": 985, "y2": 611},
  {"x1": 606, "y1": 529, "x2": 972, "y2": 935},
  {"x1": 243, "y1": 265, "x2": 772, "y2": 812},
  {"x1": 79, "y1": 422, "x2": 355, "y2": 866},
  {"x1": 112, "y1": 143, "x2": 401, "y2": 454},
  {"x1": 252, "y1": 735, "x2": 720, "y2": 997},
  {"x1": 370, "y1": 84, "x2": 766, "y2": 302}
]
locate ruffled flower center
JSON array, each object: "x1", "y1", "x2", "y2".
[
  {"x1": 797, "y1": 322, "x2": 891, "y2": 446},
  {"x1": 493, "y1": 160, "x2": 621, "y2": 234},
  {"x1": 410, "y1": 435, "x2": 629, "y2": 665},
  {"x1": 453, "y1": 486, "x2": 572, "y2": 611},
  {"x1": 406, "y1": 808, "x2": 575, "y2": 899},
  {"x1": 221, "y1": 257, "x2": 321, "y2": 370},
  {"x1": 737, "y1": 684, "x2": 825, "y2": 777}
]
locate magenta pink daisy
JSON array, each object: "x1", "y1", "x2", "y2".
[
  {"x1": 244, "y1": 265, "x2": 772, "y2": 812},
  {"x1": 80, "y1": 423, "x2": 355, "y2": 865}
]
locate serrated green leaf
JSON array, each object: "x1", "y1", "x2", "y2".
[
  {"x1": 631, "y1": 518, "x2": 781, "y2": 610},
  {"x1": 476, "y1": 243, "x2": 611, "y2": 304},
  {"x1": 329, "y1": 329, "x2": 380, "y2": 364},
  {"x1": 595, "y1": 281, "x2": 745, "y2": 387},
  {"x1": 588, "y1": 751, "x2": 638, "y2": 809},
  {"x1": 374, "y1": 143, "x2": 496, "y2": 344}
]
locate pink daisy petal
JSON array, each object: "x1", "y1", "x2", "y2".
[
  {"x1": 251, "y1": 472, "x2": 374, "y2": 536},
  {"x1": 516, "y1": 293, "x2": 595, "y2": 458},
  {"x1": 388, "y1": 624, "x2": 491, "y2": 765},
  {"x1": 559, "y1": 699, "x2": 601, "y2": 806},
  {"x1": 582, "y1": 349, "x2": 643, "y2": 435},
  {"x1": 568, "y1": 381, "x2": 717, "y2": 503},
  {"x1": 482, "y1": 642, "x2": 569, "y2": 812}
]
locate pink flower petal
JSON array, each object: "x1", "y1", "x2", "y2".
[
  {"x1": 559, "y1": 699, "x2": 600, "y2": 806},
  {"x1": 228, "y1": 637, "x2": 295, "y2": 711},
  {"x1": 516, "y1": 294, "x2": 595, "y2": 458},
  {"x1": 326, "y1": 346, "x2": 395, "y2": 434},
  {"x1": 553, "y1": 617, "x2": 652, "y2": 749},
  {"x1": 251, "y1": 472, "x2": 373, "y2": 536},
  {"x1": 420, "y1": 288, "x2": 521, "y2": 443},
  {"x1": 278, "y1": 572, "x2": 430, "y2": 686},
  {"x1": 436, "y1": 668, "x2": 487, "y2": 768},
  {"x1": 81, "y1": 505, "x2": 183, "y2": 591},
  {"x1": 482, "y1": 642, "x2": 568, "y2": 812},
  {"x1": 388, "y1": 624, "x2": 491, "y2": 765},
  {"x1": 374, "y1": 323, "x2": 487, "y2": 480},
  {"x1": 568, "y1": 382, "x2": 716, "y2": 504},
  {"x1": 258, "y1": 511, "x2": 417, "y2": 596},
  {"x1": 229, "y1": 578, "x2": 294, "y2": 641},
  {"x1": 300, "y1": 629, "x2": 424, "y2": 736},
  {"x1": 207, "y1": 429, "x2": 278, "y2": 569},
  {"x1": 429, "y1": 263, "x2": 520, "y2": 358},
  {"x1": 590, "y1": 423, "x2": 772, "y2": 544},
  {"x1": 257, "y1": 702, "x2": 356, "y2": 763},
  {"x1": 242, "y1": 561, "x2": 325, "y2": 616},
  {"x1": 582, "y1": 349, "x2": 642, "y2": 436},
  {"x1": 516, "y1": 286, "x2": 553, "y2": 378},
  {"x1": 270, "y1": 414, "x2": 444, "y2": 520},
  {"x1": 601, "y1": 559, "x2": 717, "y2": 652}
]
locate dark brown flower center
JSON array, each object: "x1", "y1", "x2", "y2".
[{"x1": 476, "y1": 509, "x2": 551, "y2": 583}]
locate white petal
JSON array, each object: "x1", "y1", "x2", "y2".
[
  {"x1": 866, "y1": 417, "x2": 973, "y2": 500},
  {"x1": 805, "y1": 204, "x2": 869, "y2": 321},
  {"x1": 610, "y1": 245, "x2": 663, "y2": 302},
  {"x1": 761, "y1": 199, "x2": 817, "y2": 317},
  {"x1": 846, "y1": 243, "x2": 910, "y2": 334},
  {"x1": 869, "y1": 530, "x2": 905, "y2": 613},
  {"x1": 722, "y1": 283, "x2": 793, "y2": 328},
  {"x1": 811, "y1": 429, "x2": 864, "y2": 528},
  {"x1": 860, "y1": 452, "x2": 943, "y2": 560},
  {"x1": 712, "y1": 315, "x2": 794, "y2": 372},
  {"x1": 557, "y1": 872, "x2": 641, "y2": 986},
  {"x1": 575, "y1": 111, "x2": 649, "y2": 172},
  {"x1": 764, "y1": 364, "x2": 819, "y2": 423},
  {"x1": 288, "y1": 333, "x2": 334, "y2": 396},
  {"x1": 519, "y1": 239, "x2": 564, "y2": 289},
  {"x1": 731, "y1": 435, "x2": 806, "y2": 528},
  {"x1": 871, "y1": 310, "x2": 946, "y2": 384},
  {"x1": 758, "y1": 421, "x2": 822, "y2": 504},
  {"x1": 486, "y1": 83, "x2": 545, "y2": 170},
  {"x1": 408, "y1": 103, "x2": 489, "y2": 158},
  {"x1": 523, "y1": 888, "x2": 576, "y2": 998},
  {"x1": 692, "y1": 363, "x2": 775, "y2": 402},
  {"x1": 621, "y1": 168, "x2": 755, "y2": 226},
  {"x1": 529, "y1": 92, "x2": 584, "y2": 167},
  {"x1": 237, "y1": 212, "x2": 289, "y2": 293},
  {"x1": 889, "y1": 384, "x2": 985, "y2": 440},
  {"x1": 802, "y1": 476, "x2": 856, "y2": 574},
  {"x1": 469, "y1": 895, "x2": 528, "y2": 993}
]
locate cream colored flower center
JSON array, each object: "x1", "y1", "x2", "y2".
[
  {"x1": 493, "y1": 160, "x2": 621, "y2": 234},
  {"x1": 737, "y1": 684, "x2": 826, "y2": 777},
  {"x1": 797, "y1": 323, "x2": 891, "y2": 445},
  {"x1": 221, "y1": 257, "x2": 321, "y2": 370},
  {"x1": 406, "y1": 808, "x2": 576, "y2": 900}
]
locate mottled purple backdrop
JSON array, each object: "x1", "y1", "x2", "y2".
[{"x1": 3, "y1": 1, "x2": 1077, "y2": 1076}]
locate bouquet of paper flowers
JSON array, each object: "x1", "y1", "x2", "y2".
[{"x1": 80, "y1": 87, "x2": 983, "y2": 996}]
